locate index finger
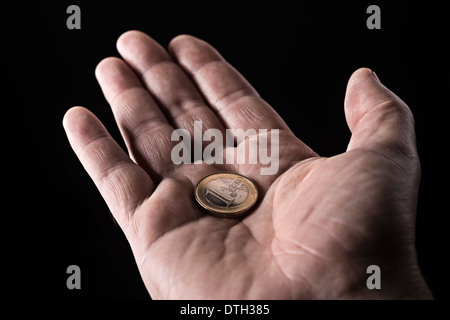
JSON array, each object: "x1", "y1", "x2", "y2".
[{"x1": 169, "y1": 35, "x2": 292, "y2": 133}]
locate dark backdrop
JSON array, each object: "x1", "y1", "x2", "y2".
[{"x1": 2, "y1": 1, "x2": 448, "y2": 299}]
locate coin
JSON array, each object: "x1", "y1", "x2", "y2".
[{"x1": 194, "y1": 172, "x2": 258, "y2": 218}]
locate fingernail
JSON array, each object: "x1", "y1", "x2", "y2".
[{"x1": 371, "y1": 70, "x2": 380, "y2": 81}]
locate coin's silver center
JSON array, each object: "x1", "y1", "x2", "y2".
[{"x1": 204, "y1": 177, "x2": 249, "y2": 208}]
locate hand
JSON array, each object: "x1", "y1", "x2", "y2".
[{"x1": 63, "y1": 31, "x2": 431, "y2": 299}]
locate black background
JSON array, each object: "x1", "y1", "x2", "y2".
[{"x1": 1, "y1": 1, "x2": 448, "y2": 300}]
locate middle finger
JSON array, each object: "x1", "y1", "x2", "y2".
[{"x1": 117, "y1": 30, "x2": 225, "y2": 136}]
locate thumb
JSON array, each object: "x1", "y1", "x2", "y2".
[{"x1": 344, "y1": 68, "x2": 418, "y2": 158}]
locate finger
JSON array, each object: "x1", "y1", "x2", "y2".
[
  {"x1": 344, "y1": 68, "x2": 418, "y2": 158},
  {"x1": 95, "y1": 57, "x2": 176, "y2": 180},
  {"x1": 116, "y1": 30, "x2": 225, "y2": 135},
  {"x1": 168, "y1": 35, "x2": 292, "y2": 132},
  {"x1": 63, "y1": 107, "x2": 153, "y2": 229}
]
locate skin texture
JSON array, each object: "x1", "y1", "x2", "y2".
[{"x1": 63, "y1": 31, "x2": 432, "y2": 299}]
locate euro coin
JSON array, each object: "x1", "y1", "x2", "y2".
[{"x1": 194, "y1": 172, "x2": 258, "y2": 218}]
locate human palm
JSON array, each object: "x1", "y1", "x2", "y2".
[{"x1": 64, "y1": 31, "x2": 431, "y2": 299}]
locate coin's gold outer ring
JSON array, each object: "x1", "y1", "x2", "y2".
[{"x1": 194, "y1": 172, "x2": 258, "y2": 218}]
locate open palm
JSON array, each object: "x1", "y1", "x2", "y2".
[{"x1": 64, "y1": 31, "x2": 430, "y2": 299}]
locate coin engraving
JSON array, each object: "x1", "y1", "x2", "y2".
[
  {"x1": 195, "y1": 173, "x2": 258, "y2": 218},
  {"x1": 204, "y1": 177, "x2": 249, "y2": 207}
]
